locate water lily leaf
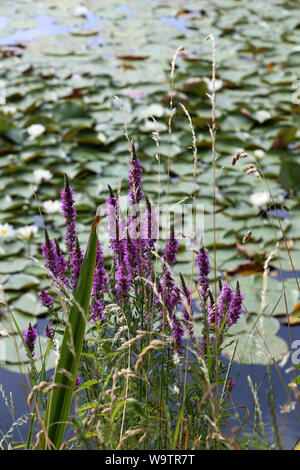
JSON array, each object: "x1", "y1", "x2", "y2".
[
  {"x1": 0, "y1": 310, "x2": 36, "y2": 335},
  {"x1": 224, "y1": 261, "x2": 264, "y2": 278},
  {"x1": 0, "y1": 334, "x2": 56, "y2": 372},
  {"x1": 12, "y1": 292, "x2": 47, "y2": 317},
  {"x1": 222, "y1": 315, "x2": 288, "y2": 365},
  {"x1": 3, "y1": 273, "x2": 39, "y2": 291},
  {"x1": 0, "y1": 258, "x2": 29, "y2": 273}
]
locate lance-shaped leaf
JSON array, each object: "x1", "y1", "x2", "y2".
[{"x1": 40, "y1": 215, "x2": 99, "y2": 450}]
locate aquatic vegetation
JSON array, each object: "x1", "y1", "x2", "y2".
[{"x1": 0, "y1": 1, "x2": 299, "y2": 449}]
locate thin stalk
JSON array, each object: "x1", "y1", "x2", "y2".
[{"x1": 206, "y1": 33, "x2": 221, "y2": 438}]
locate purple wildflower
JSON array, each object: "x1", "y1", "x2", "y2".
[
  {"x1": 41, "y1": 231, "x2": 69, "y2": 287},
  {"x1": 197, "y1": 248, "x2": 210, "y2": 297},
  {"x1": 54, "y1": 239, "x2": 69, "y2": 287},
  {"x1": 92, "y1": 242, "x2": 108, "y2": 296},
  {"x1": 41, "y1": 230, "x2": 59, "y2": 276},
  {"x1": 116, "y1": 263, "x2": 131, "y2": 300},
  {"x1": 125, "y1": 229, "x2": 140, "y2": 278},
  {"x1": 227, "y1": 282, "x2": 243, "y2": 327},
  {"x1": 91, "y1": 299, "x2": 106, "y2": 323},
  {"x1": 172, "y1": 318, "x2": 184, "y2": 350},
  {"x1": 218, "y1": 283, "x2": 234, "y2": 321},
  {"x1": 23, "y1": 323, "x2": 37, "y2": 357},
  {"x1": 163, "y1": 225, "x2": 178, "y2": 266},
  {"x1": 71, "y1": 237, "x2": 83, "y2": 291},
  {"x1": 128, "y1": 141, "x2": 143, "y2": 205},
  {"x1": 45, "y1": 323, "x2": 55, "y2": 340},
  {"x1": 61, "y1": 174, "x2": 77, "y2": 257},
  {"x1": 37, "y1": 289, "x2": 54, "y2": 309}
]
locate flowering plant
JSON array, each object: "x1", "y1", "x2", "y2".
[{"x1": 24, "y1": 140, "x2": 243, "y2": 450}]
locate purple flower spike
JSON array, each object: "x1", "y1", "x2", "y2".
[
  {"x1": 92, "y1": 242, "x2": 108, "y2": 296},
  {"x1": 37, "y1": 289, "x2": 54, "y2": 309},
  {"x1": 41, "y1": 230, "x2": 58, "y2": 275},
  {"x1": 163, "y1": 225, "x2": 178, "y2": 266},
  {"x1": 218, "y1": 283, "x2": 234, "y2": 322},
  {"x1": 41, "y1": 231, "x2": 69, "y2": 287},
  {"x1": 23, "y1": 323, "x2": 37, "y2": 357},
  {"x1": 172, "y1": 318, "x2": 184, "y2": 350},
  {"x1": 61, "y1": 174, "x2": 77, "y2": 257},
  {"x1": 116, "y1": 263, "x2": 131, "y2": 300},
  {"x1": 71, "y1": 237, "x2": 83, "y2": 291},
  {"x1": 227, "y1": 282, "x2": 243, "y2": 327},
  {"x1": 128, "y1": 141, "x2": 143, "y2": 205},
  {"x1": 91, "y1": 299, "x2": 106, "y2": 324},
  {"x1": 54, "y1": 239, "x2": 69, "y2": 287},
  {"x1": 197, "y1": 248, "x2": 210, "y2": 297}
]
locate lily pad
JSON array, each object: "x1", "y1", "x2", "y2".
[
  {"x1": 3, "y1": 273, "x2": 40, "y2": 291},
  {"x1": 222, "y1": 315, "x2": 288, "y2": 365}
]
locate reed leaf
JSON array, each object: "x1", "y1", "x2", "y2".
[{"x1": 40, "y1": 216, "x2": 99, "y2": 450}]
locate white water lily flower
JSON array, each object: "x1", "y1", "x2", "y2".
[
  {"x1": 249, "y1": 191, "x2": 270, "y2": 207},
  {"x1": 254, "y1": 149, "x2": 265, "y2": 159},
  {"x1": 71, "y1": 74, "x2": 82, "y2": 81},
  {"x1": 2, "y1": 105, "x2": 17, "y2": 116},
  {"x1": 74, "y1": 5, "x2": 89, "y2": 17},
  {"x1": 43, "y1": 200, "x2": 61, "y2": 214},
  {"x1": 27, "y1": 124, "x2": 45, "y2": 139},
  {"x1": 205, "y1": 77, "x2": 223, "y2": 92},
  {"x1": 34, "y1": 169, "x2": 52, "y2": 184},
  {"x1": 18, "y1": 225, "x2": 38, "y2": 241},
  {"x1": 0, "y1": 223, "x2": 15, "y2": 241}
]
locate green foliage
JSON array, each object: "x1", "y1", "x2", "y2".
[{"x1": 40, "y1": 218, "x2": 99, "y2": 450}]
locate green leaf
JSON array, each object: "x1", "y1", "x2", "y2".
[
  {"x1": 4, "y1": 273, "x2": 40, "y2": 290},
  {"x1": 222, "y1": 315, "x2": 288, "y2": 365},
  {"x1": 41, "y1": 216, "x2": 99, "y2": 450}
]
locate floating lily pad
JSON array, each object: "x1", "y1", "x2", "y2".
[
  {"x1": 0, "y1": 334, "x2": 57, "y2": 372},
  {"x1": 3, "y1": 273, "x2": 40, "y2": 291},
  {"x1": 222, "y1": 315, "x2": 288, "y2": 365},
  {"x1": 12, "y1": 292, "x2": 47, "y2": 317}
]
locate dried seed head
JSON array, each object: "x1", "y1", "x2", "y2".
[
  {"x1": 232, "y1": 150, "x2": 248, "y2": 166},
  {"x1": 245, "y1": 167, "x2": 260, "y2": 177},
  {"x1": 135, "y1": 340, "x2": 164, "y2": 372},
  {"x1": 242, "y1": 230, "x2": 252, "y2": 244}
]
